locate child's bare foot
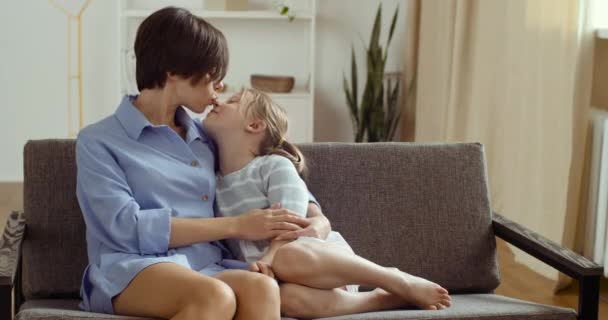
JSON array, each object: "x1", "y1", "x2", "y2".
[
  {"x1": 367, "y1": 288, "x2": 407, "y2": 310},
  {"x1": 385, "y1": 268, "x2": 452, "y2": 310}
]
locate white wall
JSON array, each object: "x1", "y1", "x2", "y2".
[
  {"x1": 0, "y1": 0, "x2": 120, "y2": 181},
  {"x1": 0, "y1": 0, "x2": 409, "y2": 181}
]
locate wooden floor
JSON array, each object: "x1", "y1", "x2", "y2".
[{"x1": 1, "y1": 207, "x2": 607, "y2": 319}]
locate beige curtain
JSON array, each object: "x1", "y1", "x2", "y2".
[
  {"x1": 409, "y1": 0, "x2": 595, "y2": 289},
  {"x1": 400, "y1": 0, "x2": 420, "y2": 142}
]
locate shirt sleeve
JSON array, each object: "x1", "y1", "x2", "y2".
[
  {"x1": 76, "y1": 133, "x2": 171, "y2": 255},
  {"x1": 263, "y1": 156, "x2": 311, "y2": 217}
]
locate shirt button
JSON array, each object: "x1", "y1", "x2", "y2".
[
  {"x1": 201, "y1": 194, "x2": 209, "y2": 201},
  {"x1": 191, "y1": 160, "x2": 199, "y2": 167}
]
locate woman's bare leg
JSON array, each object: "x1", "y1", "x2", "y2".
[
  {"x1": 214, "y1": 270, "x2": 281, "y2": 320},
  {"x1": 272, "y1": 241, "x2": 452, "y2": 310},
  {"x1": 112, "y1": 262, "x2": 236, "y2": 320},
  {"x1": 280, "y1": 283, "x2": 406, "y2": 318}
]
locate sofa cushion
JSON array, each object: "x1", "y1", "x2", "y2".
[
  {"x1": 315, "y1": 294, "x2": 577, "y2": 319},
  {"x1": 16, "y1": 299, "x2": 297, "y2": 320},
  {"x1": 16, "y1": 295, "x2": 576, "y2": 320},
  {"x1": 17, "y1": 299, "x2": 148, "y2": 320},
  {"x1": 298, "y1": 143, "x2": 499, "y2": 292}
]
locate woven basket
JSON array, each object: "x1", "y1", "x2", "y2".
[{"x1": 251, "y1": 74, "x2": 295, "y2": 93}]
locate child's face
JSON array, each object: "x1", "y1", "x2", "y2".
[{"x1": 203, "y1": 91, "x2": 249, "y2": 138}]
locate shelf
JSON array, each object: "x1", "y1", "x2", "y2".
[
  {"x1": 598, "y1": 29, "x2": 608, "y2": 40},
  {"x1": 218, "y1": 88, "x2": 311, "y2": 100},
  {"x1": 123, "y1": 9, "x2": 313, "y2": 20},
  {"x1": 119, "y1": 0, "x2": 316, "y2": 143}
]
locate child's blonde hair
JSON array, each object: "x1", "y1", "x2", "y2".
[{"x1": 238, "y1": 87, "x2": 307, "y2": 177}]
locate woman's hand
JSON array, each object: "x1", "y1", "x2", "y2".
[
  {"x1": 274, "y1": 203, "x2": 331, "y2": 241},
  {"x1": 249, "y1": 260, "x2": 275, "y2": 279},
  {"x1": 235, "y1": 204, "x2": 310, "y2": 241}
]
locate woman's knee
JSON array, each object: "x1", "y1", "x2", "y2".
[
  {"x1": 230, "y1": 270, "x2": 280, "y2": 299},
  {"x1": 248, "y1": 271, "x2": 280, "y2": 297},
  {"x1": 182, "y1": 279, "x2": 237, "y2": 318},
  {"x1": 273, "y1": 241, "x2": 319, "y2": 279}
]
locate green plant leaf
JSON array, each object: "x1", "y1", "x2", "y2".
[
  {"x1": 351, "y1": 46, "x2": 358, "y2": 110},
  {"x1": 280, "y1": 6, "x2": 289, "y2": 15},
  {"x1": 369, "y1": 4, "x2": 382, "y2": 59},
  {"x1": 384, "y1": 5, "x2": 399, "y2": 63},
  {"x1": 343, "y1": 75, "x2": 355, "y2": 116},
  {"x1": 343, "y1": 75, "x2": 353, "y2": 108},
  {"x1": 386, "y1": 78, "x2": 401, "y2": 140},
  {"x1": 369, "y1": 88, "x2": 385, "y2": 142},
  {"x1": 360, "y1": 80, "x2": 374, "y2": 141},
  {"x1": 343, "y1": 74, "x2": 360, "y2": 137},
  {"x1": 385, "y1": 78, "x2": 394, "y2": 125}
]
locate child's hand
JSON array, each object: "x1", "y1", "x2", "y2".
[{"x1": 249, "y1": 260, "x2": 275, "y2": 279}]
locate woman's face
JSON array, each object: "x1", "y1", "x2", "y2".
[
  {"x1": 173, "y1": 74, "x2": 223, "y2": 114},
  {"x1": 203, "y1": 91, "x2": 248, "y2": 138}
]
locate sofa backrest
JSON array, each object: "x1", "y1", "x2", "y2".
[
  {"x1": 297, "y1": 143, "x2": 499, "y2": 293},
  {"x1": 23, "y1": 140, "x2": 85, "y2": 299},
  {"x1": 21, "y1": 140, "x2": 499, "y2": 299}
]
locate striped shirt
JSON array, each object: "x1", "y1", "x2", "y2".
[{"x1": 216, "y1": 155, "x2": 309, "y2": 262}]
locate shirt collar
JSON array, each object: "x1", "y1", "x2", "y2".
[
  {"x1": 115, "y1": 95, "x2": 206, "y2": 143},
  {"x1": 115, "y1": 95, "x2": 151, "y2": 140},
  {"x1": 175, "y1": 105, "x2": 205, "y2": 144}
]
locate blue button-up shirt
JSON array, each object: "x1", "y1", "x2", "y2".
[{"x1": 76, "y1": 96, "x2": 244, "y2": 313}]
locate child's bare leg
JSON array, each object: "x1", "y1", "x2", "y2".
[
  {"x1": 272, "y1": 241, "x2": 452, "y2": 310},
  {"x1": 279, "y1": 283, "x2": 404, "y2": 318}
]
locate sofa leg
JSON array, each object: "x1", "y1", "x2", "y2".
[
  {"x1": 578, "y1": 275, "x2": 599, "y2": 320},
  {"x1": 0, "y1": 285, "x2": 12, "y2": 320}
]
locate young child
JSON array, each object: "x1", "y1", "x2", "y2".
[{"x1": 203, "y1": 87, "x2": 452, "y2": 317}]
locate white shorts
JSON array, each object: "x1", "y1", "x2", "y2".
[{"x1": 294, "y1": 231, "x2": 359, "y2": 293}]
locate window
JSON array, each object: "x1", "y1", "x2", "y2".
[{"x1": 593, "y1": 0, "x2": 608, "y2": 28}]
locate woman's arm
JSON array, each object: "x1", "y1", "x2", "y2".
[
  {"x1": 77, "y1": 135, "x2": 310, "y2": 253},
  {"x1": 169, "y1": 208, "x2": 310, "y2": 248},
  {"x1": 77, "y1": 135, "x2": 173, "y2": 255},
  {"x1": 274, "y1": 203, "x2": 331, "y2": 241}
]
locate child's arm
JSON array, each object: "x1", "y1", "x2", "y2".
[
  {"x1": 262, "y1": 155, "x2": 309, "y2": 256},
  {"x1": 252, "y1": 155, "x2": 311, "y2": 268},
  {"x1": 250, "y1": 238, "x2": 291, "y2": 278},
  {"x1": 259, "y1": 239, "x2": 290, "y2": 264},
  {"x1": 262, "y1": 155, "x2": 310, "y2": 219}
]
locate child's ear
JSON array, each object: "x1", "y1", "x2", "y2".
[{"x1": 245, "y1": 120, "x2": 267, "y2": 133}]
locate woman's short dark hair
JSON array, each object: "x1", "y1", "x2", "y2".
[{"x1": 134, "y1": 7, "x2": 228, "y2": 90}]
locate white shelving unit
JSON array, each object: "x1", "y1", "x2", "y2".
[
  {"x1": 118, "y1": 0, "x2": 316, "y2": 143},
  {"x1": 123, "y1": 9, "x2": 314, "y2": 20}
]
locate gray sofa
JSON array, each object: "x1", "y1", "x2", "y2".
[{"x1": 0, "y1": 140, "x2": 603, "y2": 320}]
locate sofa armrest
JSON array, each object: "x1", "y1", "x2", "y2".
[
  {"x1": 492, "y1": 212, "x2": 602, "y2": 278},
  {"x1": 0, "y1": 211, "x2": 26, "y2": 320},
  {"x1": 492, "y1": 212, "x2": 603, "y2": 320}
]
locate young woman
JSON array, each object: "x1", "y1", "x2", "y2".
[{"x1": 76, "y1": 7, "x2": 330, "y2": 320}]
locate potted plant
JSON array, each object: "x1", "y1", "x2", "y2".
[
  {"x1": 275, "y1": 0, "x2": 296, "y2": 21},
  {"x1": 343, "y1": 4, "x2": 412, "y2": 142}
]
